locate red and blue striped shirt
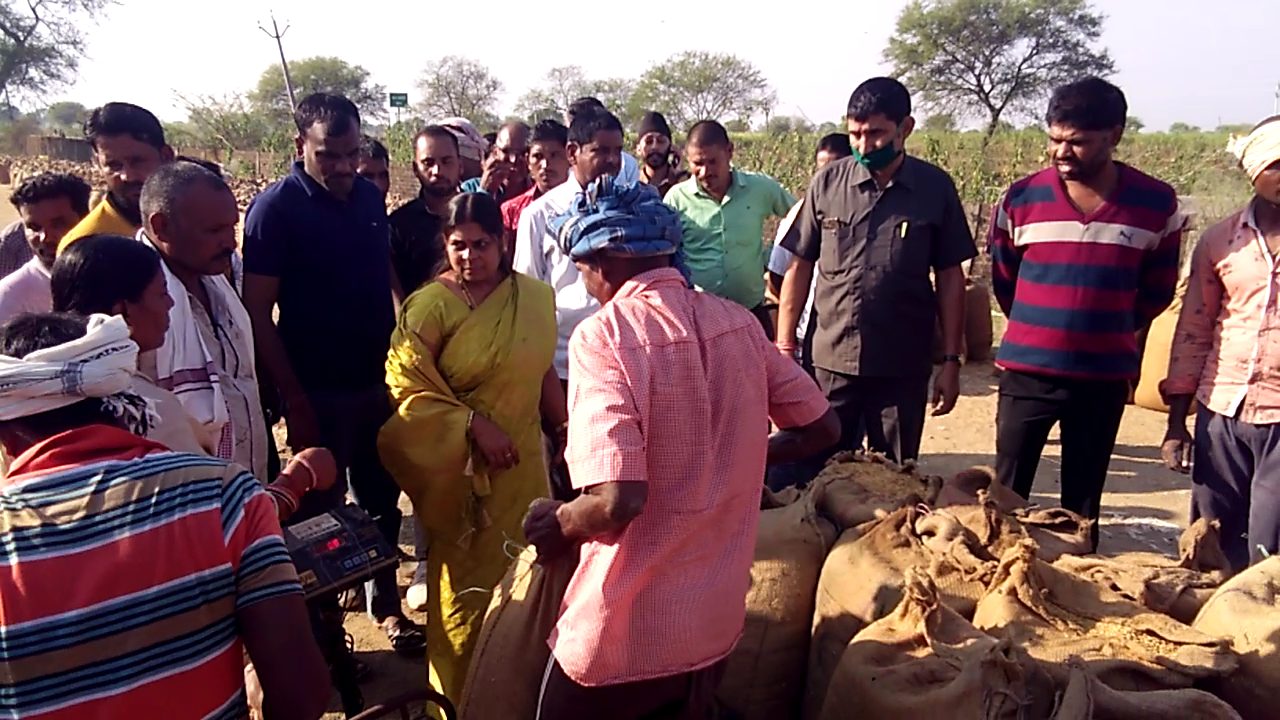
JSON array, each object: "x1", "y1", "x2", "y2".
[{"x1": 988, "y1": 164, "x2": 1184, "y2": 380}]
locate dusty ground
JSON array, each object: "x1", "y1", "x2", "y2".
[{"x1": 0, "y1": 196, "x2": 1187, "y2": 717}]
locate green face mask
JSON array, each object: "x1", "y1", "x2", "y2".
[{"x1": 852, "y1": 131, "x2": 902, "y2": 171}]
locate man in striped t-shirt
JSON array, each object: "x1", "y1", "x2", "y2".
[
  {"x1": 0, "y1": 313, "x2": 330, "y2": 719},
  {"x1": 988, "y1": 77, "x2": 1183, "y2": 548}
]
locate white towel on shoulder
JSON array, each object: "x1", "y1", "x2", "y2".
[{"x1": 137, "y1": 230, "x2": 253, "y2": 448}]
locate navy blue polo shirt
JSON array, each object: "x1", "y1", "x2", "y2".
[{"x1": 242, "y1": 162, "x2": 395, "y2": 391}]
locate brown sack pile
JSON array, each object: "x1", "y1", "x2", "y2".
[
  {"x1": 1051, "y1": 660, "x2": 1242, "y2": 720},
  {"x1": 718, "y1": 488, "x2": 833, "y2": 720},
  {"x1": 935, "y1": 468, "x2": 1094, "y2": 562},
  {"x1": 1192, "y1": 556, "x2": 1280, "y2": 720},
  {"x1": 818, "y1": 568, "x2": 1055, "y2": 720},
  {"x1": 458, "y1": 546, "x2": 576, "y2": 720},
  {"x1": 805, "y1": 506, "x2": 997, "y2": 718},
  {"x1": 1050, "y1": 520, "x2": 1231, "y2": 625},
  {"x1": 810, "y1": 451, "x2": 941, "y2": 532},
  {"x1": 972, "y1": 541, "x2": 1237, "y2": 692}
]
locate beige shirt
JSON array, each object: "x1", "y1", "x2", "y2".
[{"x1": 1165, "y1": 204, "x2": 1280, "y2": 424}]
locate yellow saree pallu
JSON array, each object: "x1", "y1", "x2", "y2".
[{"x1": 378, "y1": 273, "x2": 556, "y2": 706}]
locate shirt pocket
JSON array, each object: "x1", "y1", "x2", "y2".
[
  {"x1": 819, "y1": 216, "x2": 859, "y2": 276},
  {"x1": 877, "y1": 217, "x2": 934, "y2": 278}
]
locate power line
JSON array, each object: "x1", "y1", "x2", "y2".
[{"x1": 258, "y1": 12, "x2": 297, "y2": 116}]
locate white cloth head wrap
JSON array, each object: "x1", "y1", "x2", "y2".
[
  {"x1": 435, "y1": 117, "x2": 488, "y2": 162},
  {"x1": 1228, "y1": 119, "x2": 1280, "y2": 182},
  {"x1": 0, "y1": 313, "x2": 158, "y2": 434}
]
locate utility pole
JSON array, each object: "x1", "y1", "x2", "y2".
[
  {"x1": 258, "y1": 13, "x2": 297, "y2": 115},
  {"x1": 1274, "y1": 81, "x2": 1279, "y2": 116}
]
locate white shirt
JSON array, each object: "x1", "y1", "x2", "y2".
[
  {"x1": 766, "y1": 200, "x2": 816, "y2": 341},
  {"x1": 0, "y1": 257, "x2": 52, "y2": 327},
  {"x1": 513, "y1": 176, "x2": 598, "y2": 379}
]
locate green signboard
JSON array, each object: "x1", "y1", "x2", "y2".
[{"x1": 389, "y1": 93, "x2": 409, "y2": 108}]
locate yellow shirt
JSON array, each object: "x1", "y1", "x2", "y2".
[{"x1": 57, "y1": 197, "x2": 138, "y2": 255}]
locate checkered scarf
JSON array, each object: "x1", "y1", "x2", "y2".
[
  {"x1": 0, "y1": 314, "x2": 159, "y2": 435},
  {"x1": 548, "y1": 176, "x2": 692, "y2": 285}
]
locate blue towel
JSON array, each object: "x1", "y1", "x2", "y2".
[{"x1": 548, "y1": 177, "x2": 691, "y2": 284}]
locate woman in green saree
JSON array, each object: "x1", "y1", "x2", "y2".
[{"x1": 378, "y1": 192, "x2": 565, "y2": 705}]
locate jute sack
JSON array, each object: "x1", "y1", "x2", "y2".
[
  {"x1": 934, "y1": 466, "x2": 1029, "y2": 512},
  {"x1": 1192, "y1": 556, "x2": 1280, "y2": 720},
  {"x1": 1052, "y1": 554, "x2": 1222, "y2": 625},
  {"x1": 718, "y1": 489, "x2": 833, "y2": 720},
  {"x1": 804, "y1": 506, "x2": 997, "y2": 720},
  {"x1": 1050, "y1": 520, "x2": 1231, "y2": 625},
  {"x1": 965, "y1": 282, "x2": 995, "y2": 362},
  {"x1": 934, "y1": 468, "x2": 1092, "y2": 562},
  {"x1": 818, "y1": 568, "x2": 1056, "y2": 720},
  {"x1": 1051, "y1": 660, "x2": 1242, "y2": 719},
  {"x1": 458, "y1": 547, "x2": 577, "y2": 720},
  {"x1": 810, "y1": 451, "x2": 941, "y2": 532},
  {"x1": 1134, "y1": 277, "x2": 1192, "y2": 414},
  {"x1": 972, "y1": 541, "x2": 1236, "y2": 692}
]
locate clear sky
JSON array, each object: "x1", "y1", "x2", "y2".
[{"x1": 66, "y1": 0, "x2": 1279, "y2": 131}]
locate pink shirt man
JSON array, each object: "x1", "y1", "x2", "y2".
[{"x1": 550, "y1": 267, "x2": 830, "y2": 686}]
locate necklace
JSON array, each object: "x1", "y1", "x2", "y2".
[{"x1": 460, "y1": 279, "x2": 476, "y2": 309}]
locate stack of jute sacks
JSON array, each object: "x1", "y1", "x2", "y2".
[{"x1": 457, "y1": 452, "x2": 1280, "y2": 720}]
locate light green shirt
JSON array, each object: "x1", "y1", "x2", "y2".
[{"x1": 665, "y1": 169, "x2": 797, "y2": 309}]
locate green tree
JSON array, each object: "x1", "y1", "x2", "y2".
[
  {"x1": 765, "y1": 116, "x2": 815, "y2": 135},
  {"x1": 43, "y1": 99, "x2": 87, "y2": 131},
  {"x1": 513, "y1": 66, "x2": 637, "y2": 126},
  {"x1": 1215, "y1": 123, "x2": 1252, "y2": 135},
  {"x1": 629, "y1": 51, "x2": 776, "y2": 133},
  {"x1": 250, "y1": 55, "x2": 386, "y2": 125},
  {"x1": 1167, "y1": 122, "x2": 1200, "y2": 134},
  {"x1": 414, "y1": 55, "x2": 503, "y2": 130},
  {"x1": 0, "y1": 0, "x2": 114, "y2": 102},
  {"x1": 176, "y1": 92, "x2": 276, "y2": 162},
  {"x1": 723, "y1": 119, "x2": 750, "y2": 133},
  {"x1": 922, "y1": 112, "x2": 958, "y2": 132},
  {"x1": 885, "y1": 0, "x2": 1114, "y2": 138},
  {"x1": 1125, "y1": 116, "x2": 1145, "y2": 133}
]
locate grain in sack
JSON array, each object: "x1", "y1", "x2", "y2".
[
  {"x1": 458, "y1": 547, "x2": 576, "y2": 720},
  {"x1": 1192, "y1": 556, "x2": 1280, "y2": 720},
  {"x1": 972, "y1": 541, "x2": 1236, "y2": 692},
  {"x1": 810, "y1": 451, "x2": 940, "y2": 532},
  {"x1": 818, "y1": 568, "x2": 1055, "y2": 720},
  {"x1": 718, "y1": 488, "x2": 833, "y2": 720},
  {"x1": 804, "y1": 506, "x2": 997, "y2": 719}
]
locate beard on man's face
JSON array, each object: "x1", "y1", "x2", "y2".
[{"x1": 644, "y1": 152, "x2": 669, "y2": 169}]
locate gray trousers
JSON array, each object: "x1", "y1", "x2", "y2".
[{"x1": 1192, "y1": 404, "x2": 1280, "y2": 572}]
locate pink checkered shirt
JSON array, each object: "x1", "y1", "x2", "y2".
[{"x1": 550, "y1": 267, "x2": 830, "y2": 687}]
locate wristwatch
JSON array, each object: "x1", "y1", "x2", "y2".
[{"x1": 942, "y1": 354, "x2": 962, "y2": 365}]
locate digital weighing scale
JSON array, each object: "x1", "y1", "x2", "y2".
[{"x1": 283, "y1": 504, "x2": 399, "y2": 601}]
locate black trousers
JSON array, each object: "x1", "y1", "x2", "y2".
[
  {"x1": 813, "y1": 368, "x2": 930, "y2": 464},
  {"x1": 995, "y1": 369, "x2": 1128, "y2": 549},
  {"x1": 543, "y1": 378, "x2": 578, "y2": 502},
  {"x1": 1191, "y1": 404, "x2": 1280, "y2": 572}
]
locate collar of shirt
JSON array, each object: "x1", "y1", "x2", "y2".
[
  {"x1": 290, "y1": 161, "x2": 380, "y2": 208},
  {"x1": 848, "y1": 154, "x2": 920, "y2": 191},
  {"x1": 4, "y1": 424, "x2": 169, "y2": 484},
  {"x1": 690, "y1": 169, "x2": 748, "y2": 201},
  {"x1": 611, "y1": 267, "x2": 688, "y2": 302}
]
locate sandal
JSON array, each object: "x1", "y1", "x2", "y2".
[{"x1": 381, "y1": 616, "x2": 426, "y2": 657}]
